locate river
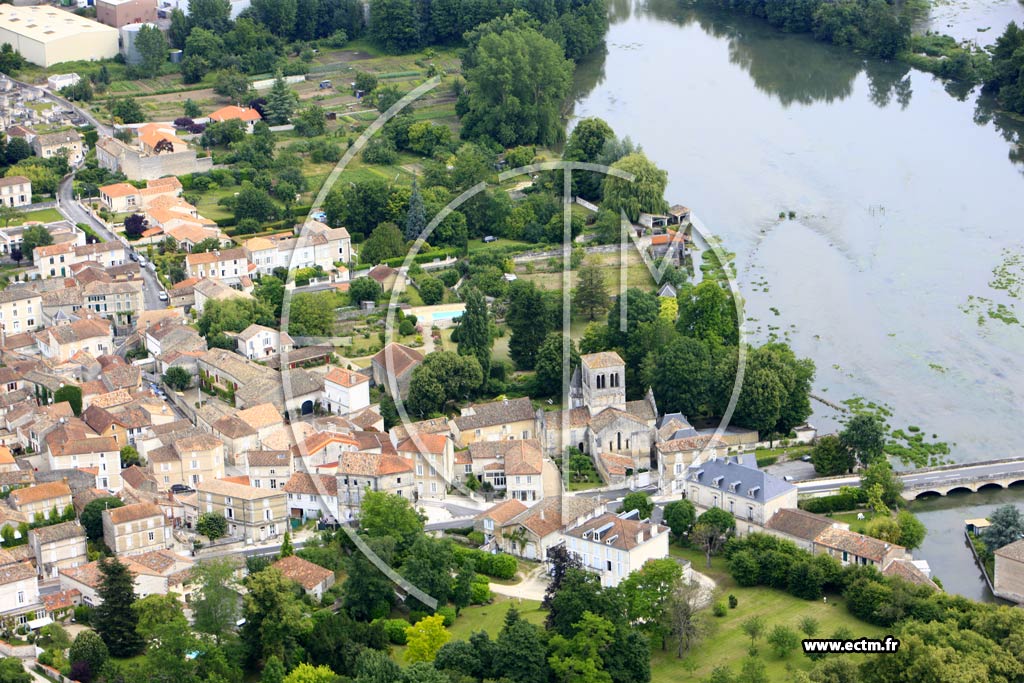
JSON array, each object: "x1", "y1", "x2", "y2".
[{"x1": 570, "y1": 0, "x2": 1024, "y2": 599}]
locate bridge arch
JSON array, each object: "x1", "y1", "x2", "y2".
[
  {"x1": 977, "y1": 482, "x2": 1005, "y2": 493},
  {"x1": 915, "y1": 490, "x2": 942, "y2": 499},
  {"x1": 1008, "y1": 480, "x2": 1024, "y2": 489},
  {"x1": 946, "y1": 486, "x2": 975, "y2": 496}
]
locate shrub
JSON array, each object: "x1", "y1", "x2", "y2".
[
  {"x1": 382, "y1": 618, "x2": 409, "y2": 645},
  {"x1": 470, "y1": 578, "x2": 491, "y2": 605},
  {"x1": 437, "y1": 605, "x2": 457, "y2": 627},
  {"x1": 73, "y1": 604, "x2": 92, "y2": 625},
  {"x1": 467, "y1": 531, "x2": 485, "y2": 546},
  {"x1": 799, "y1": 488, "x2": 867, "y2": 514},
  {"x1": 756, "y1": 455, "x2": 778, "y2": 468},
  {"x1": 729, "y1": 594, "x2": 738, "y2": 609},
  {"x1": 713, "y1": 601, "x2": 728, "y2": 617}
]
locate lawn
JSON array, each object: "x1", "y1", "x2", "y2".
[
  {"x1": 8, "y1": 208, "x2": 63, "y2": 225},
  {"x1": 660, "y1": 547, "x2": 886, "y2": 682},
  {"x1": 467, "y1": 237, "x2": 533, "y2": 253}
]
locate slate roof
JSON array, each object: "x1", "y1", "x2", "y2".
[
  {"x1": 687, "y1": 456, "x2": 794, "y2": 504},
  {"x1": 454, "y1": 397, "x2": 535, "y2": 431}
]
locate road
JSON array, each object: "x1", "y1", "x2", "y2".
[
  {"x1": 57, "y1": 175, "x2": 166, "y2": 310},
  {"x1": 795, "y1": 458, "x2": 1024, "y2": 496}
]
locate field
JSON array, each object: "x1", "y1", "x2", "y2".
[{"x1": 656, "y1": 548, "x2": 885, "y2": 681}]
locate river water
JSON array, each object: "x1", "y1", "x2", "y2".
[{"x1": 571, "y1": 0, "x2": 1024, "y2": 599}]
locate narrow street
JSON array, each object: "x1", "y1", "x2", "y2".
[{"x1": 57, "y1": 175, "x2": 167, "y2": 311}]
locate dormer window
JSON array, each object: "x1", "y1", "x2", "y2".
[{"x1": 713, "y1": 476, "x2": 724, "y2": 488}]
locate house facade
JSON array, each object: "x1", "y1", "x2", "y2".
[
  {"x1": 323, "y1": 367, "x2": 370, "y2": 416},
  {"x1": 685, "y1": 456, "x2": 798, "y2": 534},
  {"x1": 562, "y1": 510, "x2": 670, "y2": 587},
  {"x1": 0, "y1": 175, "x2": 31, "y2": 207},
  {"x1": 28, "y1": 521, "x2": 87, "y2": 579},
  {"x1": 102, "y1": 502, "x2": 169, "y2": 556},
  {"x1": 195, "y1": 478, "x2": 287, "y2": 543}
]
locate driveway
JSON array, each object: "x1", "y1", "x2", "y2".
[{"x1": 489, "y1": 564, "x2": 549, "y2": 602}]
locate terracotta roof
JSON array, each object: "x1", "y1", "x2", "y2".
[
  {"x1": 209, "y1": 105, "x2": 262, "y2": 123},
  {"x1": 506, "y1": 496, "x2": 604, "y2": 539},
  {"x1": 29, "y1": 520, "x2": 85, "y2": 544},
  {"x1": 236, "y1": 403, "x2": 283, "y2": 430},
  {"x1": 272, "y1": 555, "x2": 333, "y2": 590},
  {"x1": 9, "y1": 480, "x2": 71, "y2": 507},
  {"x1": 995, "y1": 538, "x2": 1024, "y2": 562},
  {"x1": 468, "y1": 439, "x2": 542, "y2": 475},
  {"x1": 121, "y1": 465, "x2": 156, "y2": 490},
  {"x1": 246, "y1": 450, "x2": 291, "y2": 468},
  {"x1": 370, "y1": 343, "x2": 423, "y2": 379},
  {"x1": 814, "y1": 527, "x2": 901, "y2": 563},
  {"x1": 337, "y1": 451, "x2": 412, "y2": 477},
  {"x1": 100, "y1": 182, "x2": 139, "y2": 198},
  {"x1": 283, "y1": 471, "x2": 337, "y2": 496},
  {"x1": 43, "y1": 588, "x2": 81, "y2": 612},
  {"x1": 197, "y1": 477, "x2": 283, "y2": 500},
  {"x1": 597, "y1": 451, "x2": 634, "y2": 476},
  {"x1": 0, "y1": 561, "x2": 35, "y2": 585},
  {"x1": 106, "y1": 502, "x2": 163, "y2": 525},
  {"x1": 564, "y1": 512, "x2": 666, "y2": 551},
  {"x1": 765, "y1": 508, "x2": 836, "y2": 542},
  {"x1": 0, "y1": 175, "x2": 29, "y2": 188},
  {"x1": 325, "y1": 367, "x2": 369, "y2": 388},
  {"x1": 882, "y1": 559, "x2": 938, "y2": 590},
  {"x1": 474, "y1": 499, "x2": 527, "y2": 525},
  {"x1": 580, "y1": 351, "x2": 624, "y2": 369},
  {"x1": 389, "y1": 417, "x2": 450, "y2": 442},
  {"x1": 127, "y1": 549, "x2": 191, "y2": 575},
  {"x1": 455, "y1": 397, "x2": 535, "y2": 431},
  {"x1": 396, "y1": 433, "x2": 449, "y2": 455}
]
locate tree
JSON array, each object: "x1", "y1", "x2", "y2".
[
  {"x1": 456, "y1": 287, "x2": 491, "y2": 380},
  {"x1": 349, "y1": 276, "x2": 383, "y2": 304},
  {"x1": 361, "y1": 222, "x2": 407, "y2": 264},
  {"x1": 982, "y1": 504, "x2": 1024, "y2": 552},
  {"x1": 407, "y1": 352, "x2": 483, "y2": 417},
  {"x1": 255, "y1": 275, "x2": 286, "y2": 318},
  {"x1": 601, "y1": 152, "x2": 668, "y2": 223},
  {"x1": 136, "y1": 24, "x2": 168, "y2": 78},
  {"x1": 405, "y1": 177, "x2": 427, "y2": 241},
  {"x1": 359, "y1": 490, "x2": 424, "y2": 552},
  {"x1": 863, "y1": 515, "x2": 901, "y2": 544},
  {"x1": 811, "y1": 434, "x2": 853, "y2": 476},
  {"x1": 369, "y1": 0, "x2": 420, "y2": 52},
  {"x1": 242, "y1": 567, "x2": 311, "y2": 668},
  {"x1": 324, "y1": 177, "x2": 392, "y2": 236},
  {"x1": 494, "y1": 607, "x2": 548, "y2": 683},
  {"x1": 279, "y1": 531, "x2": 293, "y2": 558},
  {"x1": 123, "y1": 213, "x2": 148, "y2": 239},
  {"x1": 738, "y1": 657, "x2": 767, "y2": 683},
  {"x1": 662, "y1": 580, "x2": 710, "y2": 658},
  {"x1": 459, "y1": 20, "x2": 573, "y2": 147},
  {"x1": 740, "y1": 616, "x2": 765, "y2": 652},
  {"x1": 678, "y1": 280, "x2": 737, "y2": 346},
  {"x1": 264, "y1": 73, "x2": 298, "y2": 125},
  {"x1": 184, "y1": 98, "x2": 202, "y2": 118},
  {"x1": 192, "y1": 558, "x2": 239, "y2": 642},
  {"x1": 766, "y1": 624, "x2": 798, "y2": 658},
  {"x1": 20, "y1": 224, "x2": 52, "y2": 262},
  {"x1": 80, "y1": 497, "x2": 124, "y2": 540},
  {"x1": 547, "y1": 611, "x2": 615, "y2": 683},
  {"x1": 93, "y1": 558, "x2": 144, "y2": 657},
  {"x1": 417, "y1": 276, "x2": 444, "y2": 305},
  {"x1": 692, "y1": 508, "x2": 735, "y2": 568},
  {"x1": 841, "y1": 414, "x2": 886, "y2": 467},
  {"x1": 354, "y1": 72, "x2": 378, "y2": 93},
  {"x1": 798, "y1": 616, "x2": 819, "y2": 638},
  {"x1": 162, "y1": 366, "x2": 192, "y2": 391},
  {"x1": 234, "y1": 181, "x2": 277, "y2": 223},
  {"x1": 111, "y1": 97, "x2": 145, "y2": 124},
  {"x1": 294, "y1": 104, "x2": 327, "y2": 137},
  {"x1": 253, "y1": 0, "x2": 297, "y2": 39},
  {"x1": 287, "y1": 292, "x2": 336, "y2": 337},
  {"x1": 214, "y1": 69, "x2": 252, "y2": 104},
  {"x1": 68, "y1": 631, "x2": 108, "y2": 680},
  {"x1": 507, "y1": 280, "x2": 550, "y2": 370},
  {"x1": 119, "y1": 445, "x2": 140, "y2": 468},
  {"x1": 132, "y1": 594, "x2": 187, "y2": 642},
  {"x1": 343, "y1": 536, "x2": 397, "y2": 620},
  {"x1": 619, "y1": 492, "x2": 654, "y2": 520},
  {"x1": 283, "y1": 663, "x2": 336, "y2": 683},
  {"x1": 565, "y1": 117, "x2": 615, "y2": 199},
  {"x1": 620, "y1": 558, "x2": 682, "y2": 650},
  {"x1": 860, "y1": 460, "x2": 903, "y2": 507},
  {"x1": 197, "y1": 513, "x2": 228, "y2": 540},
  {"x1": 0, "y1": 657, "x2": 30, "y2": 683},
  {"x1": 533, "y1": 333, "x2": 579, "y2": 398},
  {"x1": 404, "y1": 615, "x2": 450, "y2": 664},
  {"x1": 52, "y1": 385, "x2": 82, "y2": 416},
  {"x1": 197, "y1": 297, "x2": 276, "y2": 341},
  {"x1": 543, "y1": 543, "x2": 583, "y2": 610},
  {"x1": 643, "y1": 335, "x2": 715, "y2": 419},
  {"x1": 662, "y1": 500, "x2": 696, "y2": 541},
  {"x1": 574, "y1": 259, "x2": 610, "y2": 320}
]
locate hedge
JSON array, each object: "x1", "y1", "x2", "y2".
[
  {"x1": 380, "y1": 247, "x2": 462, "y2": 268},
  {"x1": 756, "y1": 455, "x2": 778, "y2": 468},
  {"x1": 798, "y1": 488, "x2": 867, "y2": 514},
  {"x1": 451, "y1": 546, "x2": 518, "y2": 580},
  {"x1": 379, "y1": 618, "x2": 409, "y2": 645}
]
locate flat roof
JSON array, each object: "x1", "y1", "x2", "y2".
[{"x1": 0, "y1": 5, "x2": 119, "y2": 42}]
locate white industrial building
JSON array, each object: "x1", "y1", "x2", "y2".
[{"x1": 0, "y1": 6, "x2": 119, "y2": 67}]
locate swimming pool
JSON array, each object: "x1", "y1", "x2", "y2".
[{"x1": 432, "y1": 310, "x2": 464, "y2": 321}]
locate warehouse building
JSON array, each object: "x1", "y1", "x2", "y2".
[{"x1": 0, "y1": 6, "x2": 119, "y2": 67}]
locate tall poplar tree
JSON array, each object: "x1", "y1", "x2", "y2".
[
  {"x1": 93, "y1": 558, "x2": 144, "y2": 657},
  {"x1": 456, "y1": 287, "x2": 491, "y2": 380}
]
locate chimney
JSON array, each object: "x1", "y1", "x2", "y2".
[
  {"x1": 636, "y1": 531, "x2": 643, "y2": 545},
  {"x1": 539, "y1": 509, "x2": 545, "y2": 522}
]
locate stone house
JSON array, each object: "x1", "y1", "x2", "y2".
[
  {"x1": 562, "y1": 509, "x2": 670, "y2": 588},
  {"x1": 272, "y1": 555, "x2": 335, "y2": 600},
  {"x1": 102, "y1": 501, "x2": 169, "y2": 556},
  {"x1": 370, "y1": 343, "x2": 422, "y2": 398},
  {"x1": 685, "y1": 456, "x2": 797, "y2": 535},
  {"x1": 195, "y1": 477, "x2": 287, "y2": 543},
  {"x1": 452, "y1": 397, "x2": 536, "y2": 447},
  {"x1": 28, "y1": 520, "x2": 87, "y2": 579},
  {"x1": 396, "y1": 433, "x2": 454, "y2": 501}
]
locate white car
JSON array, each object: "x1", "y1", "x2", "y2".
[
  {"x1": 158, "y1": 291, "x2": 168, "y2": 302},
  {"x1": 138, "y1": 256, "x2": 149, "y2": 267}
]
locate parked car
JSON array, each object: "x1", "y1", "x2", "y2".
[
  {"x1": 801, "y1": 455, "x2": 812, "y2": 462},
  {"x1": 138, "y1": 256, "x2": 148, "y2": 267},
  {"x1": 483, "y1": 235, "x2": 498, "y2": 243},
  {"x1": 158, "y1": 291, "x2": 168, "y2": 302},
  {"x1": 170, "y1": 484, "x2": 194, "y2": 494}
]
